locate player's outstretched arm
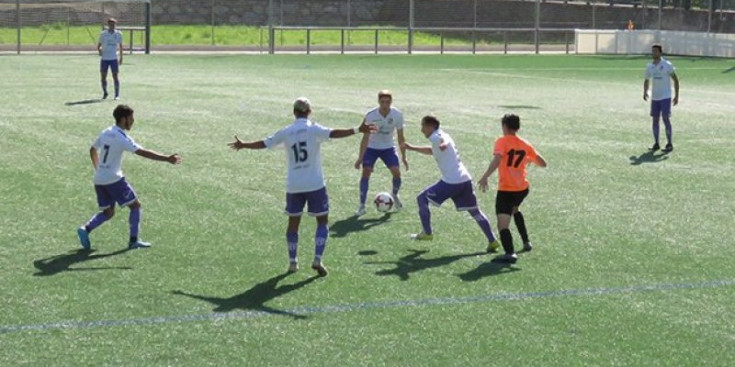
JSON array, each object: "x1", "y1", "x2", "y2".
[
  {"x1": 478, "y1": 154, "x2": 501, "y2": 193},
  {"x1": 397, "y1": 128, "x2": 409, "y2": 170},
  {"x1": 330, "y1": 120, "x2": 377, "y2": 139},
  {"x1": 534, "y1": 154, "x2": 548, "y2": 168},
  {"x1": 134, "y1": 148, "x2": 182, "y2": 164},
  {"x1": 354, "y1": 127, "x2": 370, "y2": 169},
  {"x1": 228, "y1": 135, "x2": 266, "y2": 150},
  {"x1": 89, "y1": 146, "x2": 99, "y2": 170},
  {"x1": 401, "y1": 142, "x2": 432, "y2": 156}
]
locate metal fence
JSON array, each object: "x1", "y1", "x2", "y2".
[{"x1": 1, "y1": 0, "x2": 732, "y2": 54}]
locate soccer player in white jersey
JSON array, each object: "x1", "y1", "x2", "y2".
[
  {"x1": 354, "y1": 90, "x2": 408, "y2": 216},
  {"x1": 401, "y1": 115, "x2": 499, "y2": 252},
  {"x1": 97, "y1": 18, "x2": 123, "y2": 100},
  {"x1": 643, "y1": 43, "x2": 680, "y2": 152},
  {"x1": 228, "y1": 98, "x2": 375, "y2": 277},
  {"x1": 77, "y1": 105, "x2": 182, "y2": 250}
]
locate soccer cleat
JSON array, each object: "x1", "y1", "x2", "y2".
[
  {"x1": 114, "y1": 95, "x2": 120, "y2": 100},
  {"x1": 494, "y1": 253, "x2": 518, "y2": 264},
  {"x1": 355, "y1": 205, "x2": 367, "y2": 216},
  {"x1": 411, "y1": 232, "x2": 433, "y2": 241},
  {"x1": 311, "y1": 261, "x2": 328, "y2": 277},
  {"x1": 522, "y1": 242, "x2": 533, "y2": 252},
  {"x1": 102, "y1": 91, "x2": 108, "y2": 100},
  {"x1": 128, "y1": 240, "x2": 151, "y2": 249},
  {"x1": 650, "y1": 143, "x2": 660, "y2": 151},
  {"x1": 77, "y1": 227, "x2": 91, "y2": 250},
  {"x1": 486, "y1": 240, "x2": 500, "y2": 253},
  {"x1": 287, "y1": 262, "x2": 299, "y2": 273},
  {"x1": 392, "y1": 194, "x2": 403, "y2": 212},
  {"x1": 663, "y1": 143, "x2": 673, "y2": 152}
]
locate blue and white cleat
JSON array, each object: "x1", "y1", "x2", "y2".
[
  {"x1": 128, "y1": 240, "x2": 151, "y2": 249},
  {"x1": 77, "y1": 227, "x2": 91, "y2": 250}
]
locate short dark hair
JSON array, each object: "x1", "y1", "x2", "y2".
[
  {"x1": 501, "y1": 114, "x2": 520, "y2": 131},
  {"x1": 652, "y1": 44, "x2": 663, "y2": 53},
  {"x1": 113, "y1": 104, "x2": 134, "y2": 123},
  {"x1": 294, "y1": 110, "x2": 310, "y2": 118},
  {"x1": 421, "y1": 115, "x2": 440, "y2": 129}
]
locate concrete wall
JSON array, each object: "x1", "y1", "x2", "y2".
[{"x1": 576, "y1": 29, "x2": 735, "y2": 57}]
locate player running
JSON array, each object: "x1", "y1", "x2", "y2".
[
  {"x1": 402, "y1": 115, "x2": 499, "y2": 251},
  {"x1": 478, "y1": 114, "x2": 547, "y2": 263}
]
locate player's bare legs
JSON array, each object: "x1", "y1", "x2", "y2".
[
  {"x1": 286, "y1": 216, "x2": 301, "y2": 272},
  {"x1": 312, "y1": 215, "x2": 329, "y2": 276}
]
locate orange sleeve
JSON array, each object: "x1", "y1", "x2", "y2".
[{"x1": 493, "y1": 137, "x2": 505, "y2": 156}]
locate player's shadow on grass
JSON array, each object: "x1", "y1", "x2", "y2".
[
  {"x1": 33, "y1": 249, "x2": 132, "y2": 276},
  {"x1": 330, "y1": 213, "x2": 393, "y2": 238},
  {"x1": 64, "y1": 99, "x2": 105, "y2": 106},
  {"x1": 723, "y1": 66, "x2": 735, "y2": 74},
  {"x1": 458, "y1": 260, "x2": 521, "y2": 282},
  {"x1": 365, "y1": 249, "x2": 485, "y2": 281},
  {"x1": 629, "y1": 150, "x2": 670, "y2": 165},
  {"x1": 171, "y1": 272, "x2": 319, "y2": 319}
]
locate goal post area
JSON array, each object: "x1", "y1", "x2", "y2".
[
  {"x1": 0, "y1": 0, "x2": 150, "y2": 54},
  {"x1": 575, "y1": 29, "x2": 735, "y2": 58}
]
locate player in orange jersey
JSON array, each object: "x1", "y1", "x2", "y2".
[{"x1": 478, "y1": 114, "x2": 547, "y2": 263}]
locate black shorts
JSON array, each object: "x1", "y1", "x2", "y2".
[{"x1": 495, "y1": 188, "x2": 529, "y2": 215}]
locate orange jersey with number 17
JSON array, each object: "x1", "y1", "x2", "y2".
[{"x1": 493, "y1": 135, "x2": 538, "y2": 192}]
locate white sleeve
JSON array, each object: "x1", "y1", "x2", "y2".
[
  {"x1": 312, "y1": 123, "x2": 332, "y2": 143},
  {"x1": 428, "y1": 132, "x2": 442, "y2": 145},
  {"x1": 668, "y1": 62, "x2": 676, "y2": 74},
  {"x1": 395, "y1": 111, "x2": 404, "y2": 129},
  {"x1": 92, "y1": 135, "x2": 103, "y2": 150},
  {"x1": 264, "y1": 128, "x2": 286, "y2": 149},
  {"x1": 121, "y1": 135, "x2": 141, "y2": 152},
  {"x1": 644, "y1": 66, "x2": 651, "y2": 80}
]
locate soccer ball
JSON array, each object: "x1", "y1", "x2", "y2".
[{"x1": 374, "y1": 192, "x2": 394, "y2": 213}]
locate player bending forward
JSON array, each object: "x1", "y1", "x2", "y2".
[{"x1": 402, "y1": 115, "x2": 499, "y2": 252}]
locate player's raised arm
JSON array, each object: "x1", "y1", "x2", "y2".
[
  {"x1": 397, "y1": 128, "x2": 409, "y2": 170},
  {"x1": 134, "y1": 148, "x2": 181, "y2": 164},
  {"x1": 478, "y1": 154, "x2": 501, "y2": 193},
  {"x1": 534, "y1": 153, "x2": 547, "y2": 168},
  {"x1": 354, "y1": 119, "x2": 370, "y2": 169},
  {"x1": 329, "y1": 120, "x2": 377, "y2": 138},
  {"x1": 228, "y1": 135, "x2": 266, "y2": 150},
  {"x1": 401, "y1": 142, "x2": 432, "y2": 156}
]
